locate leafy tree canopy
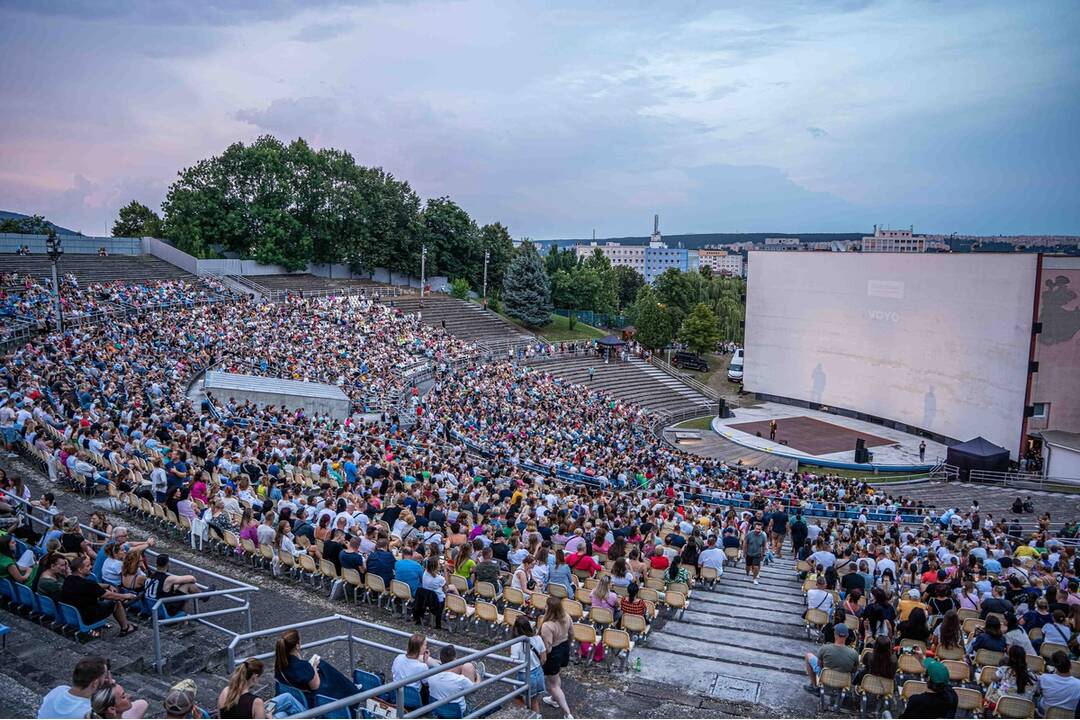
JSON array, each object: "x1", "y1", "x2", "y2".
[{"x1": 112, "y1": 201, "x2": 164, "y2": 238}]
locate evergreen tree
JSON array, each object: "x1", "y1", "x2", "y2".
[{"x1": 503, "y1": 245, "x2": 553, "y2": 328}]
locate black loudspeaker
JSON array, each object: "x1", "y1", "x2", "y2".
[
  {"x1": 854, "y1": 438, "x2": 868, "y2": 463},
  {"x1": 855, "y1": 438, "x2": 866, "y2": 451},
  {"x1": 717, "y1": 399, "x2": 732, "y2": 419}
]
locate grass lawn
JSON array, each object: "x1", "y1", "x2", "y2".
[
  {"x1": 467, "y1": 299, "x2": 607, "y2": 342},
  {"x1": 536, "y1": 314, "x2": 607, "y2": 342},
  {"x1": 674, "y1": 415, "x2": 716, "y2": 432}
]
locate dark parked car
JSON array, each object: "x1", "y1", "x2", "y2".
[{"x1": 672, "y1": 351, "x2": 708, "y2": 372}]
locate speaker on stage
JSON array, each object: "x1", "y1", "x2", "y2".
[
  {"x1": 717, "y1": 399, "x2": 732, "y2": 419},
  {"x1": 854, "y1": 437, "x2": 868, "y2": 463}
]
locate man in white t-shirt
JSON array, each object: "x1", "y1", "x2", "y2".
[
  {"x1": 698, "y1": 536, "x2": 726, "y2": 584},
  {"x1": 806, "y1": 576, "x2": 835, "y2": 616},
  {"x1": 37, "y1": 656, "x2": 110, "y2": 719},
  {"x1": 427, "y1": 645, "x2": 480, "y2": 715}
]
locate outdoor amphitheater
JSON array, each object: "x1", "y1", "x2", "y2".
[{"x1": 2, "y1": 245, "x2": 1080, "y2": 720}]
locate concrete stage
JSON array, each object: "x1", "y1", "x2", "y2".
[{"x1": 713, "y1": 402, "x2": 948, "y2": 471}]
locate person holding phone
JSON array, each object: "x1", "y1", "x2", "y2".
[{"x1": 273, "y1": 629, "x2": 358, "y2": 703}]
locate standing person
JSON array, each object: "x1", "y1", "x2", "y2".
[
  {"x1": 510, "y1": 616, "x2": 547, "y2": 714},
  {"x1": 919, "y1": 440, "x2": 927, "y2": 462},
  {"x1": 767, "y1": 505, "x2": 789, "y2": 559},
  {"x1": 744, "y1": 521, "x2": 768, "y2": 585},
  {"x1": 539, "y1": 597, "x2": 574, "y2": 719},
  {"x1": 769, "y1": 419, "x2": 777, "y2": 441}
]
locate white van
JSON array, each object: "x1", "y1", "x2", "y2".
[{"x1": 727, "y1": 348, "x2": 744, "y2": 382}]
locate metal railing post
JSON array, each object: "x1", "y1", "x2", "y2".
[
  {"x1": 522, "y1": 637, "x2": 532, "y2": 708},
  {"x1": 152, "y1": 609, "x2": 163, "y2": 674},
  {"x1": 396, "y1": 687, "x2": 406, "y2": 717}
]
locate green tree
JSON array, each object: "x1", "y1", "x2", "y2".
[
  {"x1": 550, "y1": 266, "x2": 600, "y2": 330},
  {"x1": 629, "y1": 287, "x2": 675, "y2": 350},
  {"x1": 449, "y1": 278, "x2": 471, "y2": 299},
  {"x1": 654, "y1": 267, "x2": 707, "y2": 327},
  {"x1": 544, "y1": 246, "x2": 578, "y2": 275},
  {"x1": 422, "y1": 197, "x2": 479, "y2": 281},
  {"x1": 473, "y1": 222, "x2": 515, "y2": 298},
  {"x1": 0, "y1": 214, "x2": 53, "y2": 235},
  {"x1": 503, "y1": 245, "x2": 553, "y2": 328},
  {"x1": 112, "y1": 200, "x2": 164, "y2": 238},
  {"x1": 613, "y1": 265, "x2": 645, "y2": 311},
  {"x1": 581, "y1": 249, "x2": 618, "y2": 316},
  {"x1": 679, "y1": 302, "x2": 722, "y2": 355}
]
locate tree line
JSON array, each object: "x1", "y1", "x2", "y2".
[{"x1": 110, "y1": 136, "x2": 516, "y2": 294}]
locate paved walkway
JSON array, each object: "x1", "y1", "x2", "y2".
[{"x1": 630, "y1": 548, "x2": 818, "y2": 715}]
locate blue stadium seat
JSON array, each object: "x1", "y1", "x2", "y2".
[
  {"x1": 36, "y1": 593, "x2": 59, "y2": 627},
  {"x1": 0, "y1": 624, "x2": 9, "y2": 649},
  {"x1": 274, "y1": 681, "x2": 349, "y2": 719},
  {"x1": 0, "y1": 577, "x2": 15, "y2": 605},
  {"x1": 432, "y1": 701, "x2": 464, "y2": 718},
  {"x1": 57, "y1": 602, "x2": 110, "y2": 638},
  {"x1": 13, "y1": 581, "x2": 39, "y2": 618},
  {"x1": 353, "y1": 669, "x2": 384, "y2": 692}
]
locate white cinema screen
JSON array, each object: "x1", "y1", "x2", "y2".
[{"x1": 743, "y1": 252, "x2": 1037, "y2": 457}]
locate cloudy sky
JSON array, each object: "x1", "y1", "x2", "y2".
[{"x1": 1, "y1": 0, "x2": 1077, "y2": 239}]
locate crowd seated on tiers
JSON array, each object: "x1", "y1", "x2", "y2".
[
  {"x1": 0, "y1": 282, "x2": 1078, "y2": 718},
  {"x1": 794, "y1": 499, "x2": 1080, "y2": 716}
]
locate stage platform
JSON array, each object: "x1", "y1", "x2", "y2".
[{"x1": 713, "y1": 402, "x2": 948, "y2": 471}]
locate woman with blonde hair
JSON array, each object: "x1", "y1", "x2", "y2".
[{"x1": 218, "y1": 658, "x2": 271, "y2": 719}]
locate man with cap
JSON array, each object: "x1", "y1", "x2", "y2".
[
  {"x1": 899, "y1": 647, "x2": 957, "y2": 718},
  {"x1": 804, "y1": 623, "x2": 859, "y2": 694},
  {"x1": 162, "y1": 679, "x2": 207, "y2": 719}
]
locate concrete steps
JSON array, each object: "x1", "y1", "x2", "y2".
[
  {"x1": 629, "y1": 550, "x2": 818, "y2": 715},
  {"x1": 1, "y1": 254, "x2": 193, "y2": 283},
  {"x1": 387, "y1": 295, "x2": 533, "y2": 345},
  {"x1": 525, "y1": 355, "x2": 714, "y2": 417}
]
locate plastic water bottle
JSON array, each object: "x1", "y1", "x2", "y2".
[{"x1": 634, "y1": 658, "x2": 642, "y2": 672}]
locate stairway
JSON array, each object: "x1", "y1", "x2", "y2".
[
  {"x1": 524, "y1": 355, "x2": 714, "y2": 418},
  {"x1": 1, "y1": 254, "x2": 193, "y2": 283},
  {"x1": 386, "y1": 294, "x2": 533, "y2": 345},
  {"x1": 629, "y1": 550, "x2": 818, "y2": 715}
]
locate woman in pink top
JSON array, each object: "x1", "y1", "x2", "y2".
[
  {"x1": 583, "y1": 575, "x2": 619, "y2": 661},
  {"x1": 190, "y1": 471, "x2": 209, "y2": 505}
]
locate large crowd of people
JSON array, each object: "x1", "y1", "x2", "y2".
[
  {"x1": 1, "y1": 276, "x2": 1079, "y2": 718},
  {"x1": 795, "y1": 501, "x2": 1080, "y2": 716}
]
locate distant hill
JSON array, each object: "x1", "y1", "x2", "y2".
[
  {"x1": 540, "y1": 232, "x2": 864, "y2": 249},
  {"x1": 0, "y1": 210, "x2": 81, "y2": 236}
]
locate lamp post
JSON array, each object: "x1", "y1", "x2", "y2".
[
  {"x1": 419, "y1": 245, "x2": 427, "y2": 308},
  {"x1": 482, "y1": 249, "x2": 490, "y2": 309},
  {"x1": 45, "y1": 229, "x2": 64, "y2": 333}
]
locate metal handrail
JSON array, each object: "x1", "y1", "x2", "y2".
[
  {"x1": 646, "y1": 354, "x2": 723, "y2": 403},
  {"x1": 226, "y1": 614, "x2": 529, "y2": 719},
  {"x1": 968, "y1": 468, "x2": 1080, "y2": 489},
  {"x1": 0, "y1": 485, "x2": 258, "y2": 673}
]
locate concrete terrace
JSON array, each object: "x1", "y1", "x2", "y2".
[
  {"x1": 1, "y1": 254, "x2": 193, "y2": 284},
  {"x1": 525, "y1": 355, "x2": 715, "y2": 420}
]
